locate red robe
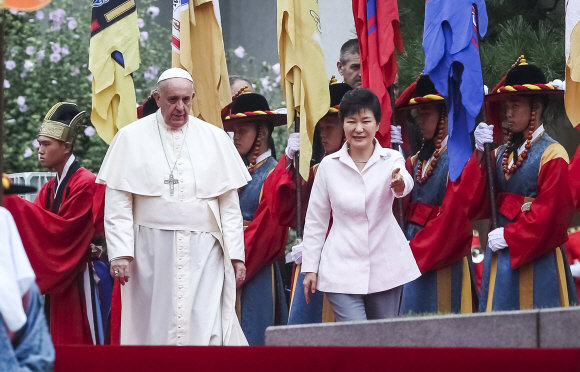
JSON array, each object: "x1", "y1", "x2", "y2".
[
  {"x1": 404, "y1": 156, "x2": 474, "y2": 273},
  {"x1": 564, "y1": 231, "x2": 580, "y2": 301},
  {"x1": 243, "y1": 168, "x2": 289, "y2": 281},
  {"x1": 461, "y1": 150, "x2": 573, "y2": 269},
  {"x1": 570, "y1": 147, "x2": 580, "y2": 212},
  {"x1": 265, "y1": 160, "x2": 315, "y2": 230},
  {"x1": 4, "y1": 167, "x2": 100, "y2": 345}
]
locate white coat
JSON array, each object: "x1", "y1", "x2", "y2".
[{"x1": 301, "y1": 141, "x2": 421, "y2": 294}]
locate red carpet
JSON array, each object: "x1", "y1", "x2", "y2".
[{"x1": 56, "y1": 346, "x2": 580, "y2": 372}]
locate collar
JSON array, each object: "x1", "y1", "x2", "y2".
[
  {"x1": 331, "y1": 139, "x2": 391, "y2": 173},
  {"x1": 421, "y1": 135, "x2": 449, "y2": 177},
  {"x1": 156, "y1": 109, "x2": 188, "y2": 132},
  {"x1": 517, "y1": 124, "x2": 544, "y2": 154},
  {"x1": 509, "y1": 124, "x2": 545, "y2": 168},
  {"x1": 255, "y1": 149, "x2": 272, "y2": 165},
  {"x1": 55, "y1": 154, "x2": 75, "y2": 198}
]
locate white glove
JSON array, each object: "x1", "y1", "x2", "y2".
[
  {"x1": 391, "y1": 125, "x2": 403, "y2": 145},
  {"x1": 291, "y1": 242, "x2": 303, "y2": 264},
  {"x1": 285, "y1": 132, "x2": 300, "y2": 160},
  {"x1": 474, "y1": 122, "x2": 494, "y2": 152},
  {"x1": 488, "y1": 227, "x2": 508, "y2": 252},
  {"x1": 570, "y1": 260, "x2": 580, "y2": 278}
]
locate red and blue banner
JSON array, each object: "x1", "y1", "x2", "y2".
[
  {"x1": 353, "y1": 0, "x2": 403, "y2": 147},
  {"x1": 423, "y1": 0, "x2": 488, "y2": 181}
]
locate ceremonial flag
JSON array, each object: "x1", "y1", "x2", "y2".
[
  {"x1": 352, "y1": 0, "x2": 404, "y2": 147},
  {"x1": 172, "y1": 0, "x2": 230, "y2": 128},
  {"x1": 566, "y1": 0, "x2": 580, "y2": 127},
  {"x1": 89, "y1": 0, "x2": 140, "y2": 144},
  {"x1": 4, "y1": 0, "x2": 51, "y2": 11},
  {"x1": 423, "y1": 0, "x2": 488, "y2": 181},
  {"x1": 277, "y1": 0, "x2": 329, "y2": 180}
]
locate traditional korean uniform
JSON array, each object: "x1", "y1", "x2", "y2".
[
  {"x1": 468, "y1": 60, "x2": 578, "y2": 311},
  {"x1": 222, "y1": 91, "x2": 289, "y2": 345},
  {"x1": 396, "y1": 75, "x2": 476, "y2": 315},
  {"x1": 4, "y1": 103, "x2": 110, "y2": 345}
]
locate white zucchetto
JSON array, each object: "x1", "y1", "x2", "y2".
[{"x1": 157, "y1": 67, "x2": 194, "y2": 83}]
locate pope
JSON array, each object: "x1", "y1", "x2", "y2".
[{"x1": 97, "y1": 68, "x2": 251, "y2": 345}]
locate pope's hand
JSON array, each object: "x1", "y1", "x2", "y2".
[
  {"x1": 110, "y1": 258, "x2": 131, "y2": 285},
  {"x1": 474, "y1": 122, "x2": 494, "y2": 152},
  {"x1": 390, "y1": 168, "x2": 405, "y2": 194},
  {"x1": 303, "y1": 272, "x2": 318, "y2": 304},
  {"x1": 232, "y1": 260, "x2": 246, "y2": 288},
  {"x1": 285, "y1": 133, "x2": 300, "y2": 160}
]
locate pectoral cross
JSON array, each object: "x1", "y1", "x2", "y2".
[{"x1": 164, "y1": 173, "x2": 179, "y2": 196}]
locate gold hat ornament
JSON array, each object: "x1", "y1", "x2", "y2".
[{"x1": 38, "y1": 102, "x2": 86, "y2": 143}]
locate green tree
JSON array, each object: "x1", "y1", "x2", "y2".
[
  {"x1": 396, "y1": 0, "x2": 580, "y2": 154},
  {"x1": 4, "y1": 0, "x2": 286, "y2": 173}
]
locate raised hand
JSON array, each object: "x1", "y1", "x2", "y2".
[{"x1": 390, "y1": 168, "x2": 405, "y2": 193}]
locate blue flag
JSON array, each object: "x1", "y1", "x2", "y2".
[{"x1": 423, "y1": 0, "x2": 488, "y2": 181}]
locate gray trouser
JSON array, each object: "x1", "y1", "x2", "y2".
[{"x1": 325, "y1": 286, "x2": 403, "y2": 322}]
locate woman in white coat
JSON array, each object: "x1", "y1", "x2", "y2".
[{"x1": 302, "y1": 89, "x2": 421, "y2": 322}]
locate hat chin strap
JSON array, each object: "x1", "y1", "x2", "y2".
[
  {"x1": 247, "y1": 124, "x2": 263, "y2": 175},
  {"x1": 503, "y1": 99, "x2": 537, "y2": 175}
]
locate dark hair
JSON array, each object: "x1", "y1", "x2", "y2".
[
  {"x1": 338, "y1": 88, "x2": 381, "y2": 123},
  {"x1": 339, "y1": 38, "x2": 359, "y2": 64}
]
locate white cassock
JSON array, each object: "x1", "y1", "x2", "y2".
[{"x1": 96, "y1": 110, "x2": 251, "y2": 346}]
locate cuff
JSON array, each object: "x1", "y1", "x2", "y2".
[
  {"x1": 228, "y1": 250, "x2": 246, "y2": 262},
  {"x1": 300, "y1": 262, "x2": 319, "y2": 274},
  {"x1": 110, "y1": 256, "x2": 133, "y2": 262}
]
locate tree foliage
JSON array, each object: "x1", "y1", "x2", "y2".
[{"x1": 4, "y1": 0, "x2": 286, "y2": 173}]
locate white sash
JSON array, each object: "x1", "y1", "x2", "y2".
[{"x1": 133, "y1": 196, "x2": 220, "y2": 233}]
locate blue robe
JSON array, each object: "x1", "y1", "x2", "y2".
[
  {"x1": 0, "y1": 283, "x2": 54, "y2": 372},
  {"x1": 400, "y1": 150, "x2": 473, "y2": 315},
  {"x1": 479, "y1": 133, "x2": 579, "y2": 311},
  {"x1": 238, "y1": 156, "x2": 288, "y2": 345}
]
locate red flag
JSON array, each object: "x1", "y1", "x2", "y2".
[{"x1": 353, "y1": 0, "x2": 403, "y2": 147}]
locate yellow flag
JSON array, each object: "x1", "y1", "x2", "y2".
[
  {"x1": 89, "y1": 0, "x2": 140, "y2": 144},
  {"x1": 277, "y1": 0, "x2": 329, "y2": 180},
  {"x1": 172, "y1": 0, "x2": 230, "y2": 128},
  {"x1": 566, "y1": 1, "x2": 580, "y2": 127}
]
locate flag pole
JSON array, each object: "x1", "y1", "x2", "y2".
[
  {"x1": 388, "y1": 86, "x2": 405, "y2": 229},
  {"x1": 482, "y1": 109, "x2": 499, "y2": 229},
  {"x1": 474, "y1": 5, "x2": 499, "y2": 230},
  {"x1": 0, "y1": 8, "x2": 5, "y2": 207},
  {"x1": 293, "y1": 112, "x2": 303, "y2": 242}
]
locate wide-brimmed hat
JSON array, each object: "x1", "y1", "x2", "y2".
[
  {"x1": 137, "y1": 96, "x2": 159, "y2": 119},
  {"x1": 222, "y1": 89, "x2": 287, "y2": 131},
  {"x1": 326, "y1": 77, "x2": 352, "y2": 115},
  {"x1": 2, "y1": 174, "x2": 37, "y2": 195},
  {"x1": 485, "y1": 56, "x2": 563, "y2": 103},
  {"x1": 396, "y1": 74, "x2": 445, "y2": 111}
]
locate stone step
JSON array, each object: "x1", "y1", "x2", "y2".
[{"x1": 265, "y1": 306, "x2": 580, "y2": 348}]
